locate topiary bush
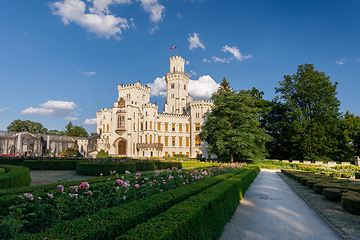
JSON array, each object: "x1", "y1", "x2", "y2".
[
  {"x1": 323, "y1": 188, "x2": 347, "y2": 202},
  {"x1": 341, "y1": 191, "x2": 360, "y2": 215},
  {"x1": 0, "y1": 165, "x2": 31, "y2": 190},
  {"x1": 23, "y1": 160, "x2": 80, "y2": 170},
  {"x1": 0, "y1": 168, "x2": 5, "y2": 175}
]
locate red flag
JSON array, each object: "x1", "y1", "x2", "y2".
[{"x1": 170, "y1": 46, "x2": 177, "y2": 49}]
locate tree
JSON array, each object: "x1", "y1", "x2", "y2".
[
  {"x1": 96, "y1": 149, "x2": 109, "y2": 158},
  {"x1": 200, "y1": 89, "x2": 272, "y2": 163},
  {"x1": 7, "y1": 119, "x2": 48, "y2": 134},
  {"x1": 63, "y1": 122, "x2": 89, "y2": 138},
  {"x1": 337, "y1": 111, "x2": 360, "y2": 160},
  {"x1": 217, "y1": 77, "x2": 233, "y2": 92},
  {"x1": 275, "y1": 63, "x2": 340, "y2": 161}
]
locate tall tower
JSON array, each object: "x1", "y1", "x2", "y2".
[{"x1": 164, "y1": 56, "x2": 189, "y2": 114}]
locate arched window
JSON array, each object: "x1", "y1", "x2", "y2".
[
  {"x1": 121, "y1": 117, "x2": 125, "y2": 127},
  {"x1": 173, "y1": 67, "x2": 175, "y2": 72}
]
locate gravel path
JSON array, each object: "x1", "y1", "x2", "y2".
[
  {"x1": 30, "y1": 170, "x2": 97, "y2": 186},
  {"x1": 220, "y1": 169, "x2": 344, "y2": 240}
]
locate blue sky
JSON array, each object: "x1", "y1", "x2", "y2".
[{"x1": 1, "y1": 0, "x2": 360, "y2": 134}]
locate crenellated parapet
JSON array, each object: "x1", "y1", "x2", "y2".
[
  {"x1": 118, "y1": 81, "x2": 151, "y2": 94},
  {"x1": 165, "y1": 72, "x2": 189, "y2": 83},
  {"x1": 190, "y1": 100, "x2": 214, "y2": 109},
  {"x1": 158, "y1": 113, "x2": 191, "y2": 120},
  {"x1": 143, "y1": 102, "x2": 158, "y2": 109}
]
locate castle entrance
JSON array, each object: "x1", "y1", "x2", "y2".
[{"x1": 118, "y1": 140, "x2": 126, "y2": 155}]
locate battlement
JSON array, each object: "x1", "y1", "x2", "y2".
[
  {"x1": 158, "y1": 113, "x2": 190, "y2": 120},
  {"x1": 169, "y1": 56, "x2": 185, "y2": 63},
  {"x1": 118, "y1": 81, "x2": 151, "y2": 93},
  {"x1": 190, "y1": 100, "x2": 214, "y2": 109},
  {"x1": 169, "y1": 56, "x2": 185, "y2": 73}
]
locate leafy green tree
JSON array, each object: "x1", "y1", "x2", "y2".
[
  {"x1": 217, "y1": 77, "x2": 233, "y2": 92},
  {"x1": 200, "y1": 89, "x2": 272, "y2": 163},
  {"x1": 337, "y1": 111, "x2": 360, "y2": 160},
  {"x1": 96, "y1": 149, "x2": 109, "y2": 158},
  {"x1": 47, "y1": 129, "x2": 63, "y2": 135},
  {"x1": 62, "y1": 147, "x2": 82, "y2": 157},
  {"x1": 7, "y1": 119, "x2": 48, "y2": 134},
  {"x1": 63, "y1": 122, "x2": 89, "y2": 138},
  {"x1": 275, "y1": 63, "x2": 340, "y2": 161}
]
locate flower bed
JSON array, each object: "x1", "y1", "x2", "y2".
[
  {"x1": 1, "y1": 165, "x2": 243, "y2": 239},
  {"x1": 117, "y1": 166, "x2": 260, "y2": 240}
]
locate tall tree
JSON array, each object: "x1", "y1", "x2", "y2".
[
  {"x1": 217, "y1": 77, "x2": 233, "y2": 92},
  {"x1": 63, "y1": 122, "x2": 89, "y2": 138},
  {"x1": 275, "y1": 63, "x2": 340, "y2": 161},
  {"x1": 200, "y1": 89, "x2": 272, "y2": 162},
  {"x1": 7, "y1": 119, "x2": 48, "y2": 134},
  {"x1": 337, "y1": 111, "x2": 360, "y2": 160}
]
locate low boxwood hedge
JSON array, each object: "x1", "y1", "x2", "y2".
[
  {"x1": 0, "y1": 165, "x2": 31, "y2": 190},
  {"x1": 23, "y1": 160, "x2": 80, "y2": 170},
  {"x1": 154, "y1": 161, "x2": 182, "y2": 170},
  {"x1": 24, "y1": 168, "x2": 247, "y2": 239},
  {"x1": 0, "y1": 158, "x2": 24, "y2": 166},
  {"x1": 341, "y1": 191, "x2": 360, "y2": 215},
  {"x1": 323, "y1": 188, "x2": 348, "y2": 202},
  {"x1": 134, "y1": 161, "x2": 156, "y2": 171},
  {"x1": 0, "y1": 168, "x2": 5, "y2": 174},
  {"x1": 117, "y1": 166, "x2": 260, "y2": 240}
]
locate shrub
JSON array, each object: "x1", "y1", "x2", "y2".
[
  {"x1": 134, "y1": 161, "x2": 156, "y2": 171},
  {"x1": 76, "y1": 162, "x2": 136, "y2": 176},
  {"x1": 96, "y1": 149, "x2": 109, "y2": 158},
  {"x1": 0, "y1": 165, "x2": 31, "y2": 190},
  {"x1": 0, "y1": 168, "x2": 5, "y2": 174},
  {"x1": 341, "y1": 173, "x2": 351, "y2": 178},
  {"x1": 313, "y1": 182, "x2": 344, "y2": 195},
  {"x1": 0, "y1": 158, "x2": 24, "y2": 166},
  {"x1": 355, "y1": 172, "x2": 360, "y2": 179},
  {"x1": 323, "y1": 188, "x2": 347, "y2": 202},
  {"x1": 154, "y1": 161, "x2": 182, "y2": 170},
  {"x1": 23, "y1": 160, "x2": 80, "y2": 170},
  {"x1": 341, "y1": 191, "x2": 360, "y2": 215},
  {"x1": 331, "y1": 172, "x2": 341, "y2": 178}
]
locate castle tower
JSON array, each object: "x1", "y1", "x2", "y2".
[{"x1": 164, "y1": 56, "x2": 189, "y2": 114}]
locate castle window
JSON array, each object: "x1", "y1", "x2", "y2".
[
  {"x1": 165, "y1": 123, "x2": 168, "y2": 131},
  {"x1": 145, "y1": 121, "x2": 148, "y2": 130},
  {"x1": 172, "y1": 137, "x2": 175, "y2": 146},
  {"x1": 186, "y1": 124, "x2": 189, "y2": 132},
  {"x1": 171, "y1": 94, "x2": 174, "y2": 98},
  {"x1": 150, "y1": 135, "x2": 152, "y2": 144},
  {"x1": 107, "y1": 136, "x2": 109, "y2": 141},
  {"x1": 133, "y1": 123, "x2": 135, "y2": 130},
  {"x1": 179, "y1": 124, "x2": 182, "y2": 132},
  {"x1": 158, "y1": 123, "x2": 161, "y2": 130},
  {"x1": 158, "y1": 136, "x2": 161, "y2": 143},
  {"x1": 195, "y1": 135, "x2": 201, "y2": 147},
  {"x1": 171, "y1": 83, "x2": 175, "y2": 89},
  {"x1": 141, "y1": 123, "x2": 143, "y2": 130},
  {"x1": 165, "y1": 152, "x2": 168, "y2": 157},
  {"x1": 179, "y1": 152, "x2": 182, "y2": 155},
  {"x1": 103, "y1": 124, "x2": 105, "y2": 132},
  {"x1": 172, "y1": 124, "x2": 175, "y2": 131},
  {"x1": 195, "y1": 123, "x2": 200, "y2": 131},
  {"x1": 186, "y1": 152, "x2": 189, "y2": 157},
  {"x1": 150, "y1": 121, "x2": 152, "y2": 130},
  {"x1": 179, "y1": 137, "x2": 182, "y2": 147},
  {"x1": 173, "y1": 67, "x2": 175, "y2": 73},
  {"x1": 172, "y1": 152, "x2": 175, "y2": 156},
  {"x1": 186, "y1": 138, "x2": 189, "y2": 147},
  {"x1": 107, "y1": 124, "x2": 109, "y2": 132},
  {"x1": 165, "y1": 137, "x2": 168, "y2": 146},
  {"x1": 145, "y1": 135, "x2": 148, "y2": 144},
  {"x1": 184, "y1": 85, "x2": 187, "y2": 90}
]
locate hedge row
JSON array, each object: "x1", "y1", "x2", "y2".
[
  {"x1": 24, "y1": 168, "x2": 247, "y2": 239},
  {"x1": 23, "y1": 160, "x2": 80, "y2": 170},
  {"x1": 0, "y1": 165, "x2": 31, "y2": 190},
  {"x1": 0, "y1": 168, "x2": 5, "y2": 174},
  {"x1": 117, "y1": 166, "x2": 261, "y2": 240},
  {"x1": 76, "y1": 161, "x2": 182, "y2": 176},
  {"x1": 282, "y1": 169, "x2": 360, "y2": 215}
]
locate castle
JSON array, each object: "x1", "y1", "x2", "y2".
[{"x1": 91, "y1": 56, "x2": 214, "y2": 158}]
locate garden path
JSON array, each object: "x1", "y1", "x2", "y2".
[
  {"x1": 220, "y1": 169, "x2": 345, "y2": 240},
  {"x1": 30, "y1": 170, "x2": 97, "y2": 186}
]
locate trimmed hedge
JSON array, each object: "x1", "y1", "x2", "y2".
[
  {"x1": 154, "y1": 161, "x2": 182, "y2": 170},
  {"x1": 355, "y1": 172, "x2": 360, "y2": 179},
  {"x1": 76, "y1": 162, "x2": 137, "y2": 176},
  {"x1": 23, "y1": 160, "x2": 80, "y2": 170},
  {"x1": 0, "y1": 165, "x2": 31, "y2": 190},
  {"x1": 134, "y1": 161, "x2": 156, "y2": 171},
  {"x1": 341, "y1": 191, "x2": 360, "y2": 215},
  {"x1": 0, "y1": 158, "x2": 24, "y2": 166},
  {"x1": 0, "y1": 168, "x2": 5, "y2": 174},
  {"x1": 24, "y1": 168, "x2": 247, "y2": 239},
  {"x1": 323, "y1": 188, "x2": 347, "y2": 202},
  {"x1": 117, "y1": 166, "x2": 260, "y2": 240}
]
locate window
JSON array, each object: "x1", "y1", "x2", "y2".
[
  {"x1": 165, "y1": 123, "x2": 168, "y2": 131},
  {"x1": 179, "y1": 152, "x2": 182, "y2": 155},
  {"x1": 118, "y1": 116, "x2": 125, "y2": 128},
  {"x1": 172, "y1": 124, "x2": 175, "y2": 131},
  {"x1": 165, "y1": 152, "x2": 168, "y2": 157},
  {"x1": 179, "y1": 124, "x2": 182, "y2": 132},
  {"x1": 133, "y1": 123, "x2": 135, "y2": 130},
  {"x1": 150, "y1": 135, "x2": 152, "y2": 144},
  {"x1": 171, "y1": 83, "x2": 175, "y2": 89},
  {"x1": 150, "y1": 121, "x2": 152, "y2": 130},
  {"x1": 140, "y1": 136, "x2": 142, "y2": 143},
  {"x1": 195, "y1": 123, "x2": 200, "y2": 131},
  {"x1": 107, "y1": 124, "x2": 109, "y2": 132},
  {"x1": 145, "y1": 135, "x2": 148, "y2": 144},
  {"x1": 103, "y1": 124, "x2": 105, "y2": 132},
  {"x1": 171, "y1": 94, "x2": 174, "y2": 98},
  {"x1": 145, "y1": 121, "x2": 147, "y2": 130},
  {"x1": 184, "y1": 85, "x2": 187, "y2": 90},
  {"x1": 165, "y1": 137, "x2": 168, "y2": 146},
  {"x1": 158, "y1": 136, "x2": 161, "y2": 143},
  {"x1": 173, "y1": 67, "x2": 175, "y2": 73},
  {"x1": 186, "y1": 152, "x2": 189, "y2": 157},
  {"x1": 186, "y1": 124, "x2": 189, "y2": 132},
  {"x1": 107, "y1": 136, "x2": 109, "y2": 141},
  {"x1": 186, "y1": 138, "x2": 189, "y2": 147},
  {"x1": 158, "y1": 123, "x2": 161, "y2": 130},
  {"x1": 172, "y1": 137, "x2": 175, "y2": 146},
  {"x1": 172, "y1": 152, "x2": 175, "y2": 156},
  {"x1": 141, "y1": 123, "x2": 143, "y2": 130},
  {"x1": 179, "y1": 137, "x2": 182, "y2": 147},
  {"x1": 195, "y1": 135, "x2": 201, "y2": 147}
]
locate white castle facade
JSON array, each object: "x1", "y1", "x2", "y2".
[{"x1": 92, "y1": 56, "x2": 214, "y2": 158}]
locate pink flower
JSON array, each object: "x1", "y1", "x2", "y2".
[
  {"x1": 47, "y1": 193, "x2": 54, "y2": 199},
  {"x1": 57, "y1": 185, "x2": 64, "y2": 192},
  {"x1": 38, "y1": 197, "x2": 42, "y2": 200},
  {"x1": 144, "y1": 177, "x2": 148, "y2": 180},
  {"x1": 125, "y1": 171, "x2": 131, "y2": 175},
  {"x1": 24, "y1": 193, "x2": 33, "y2": 198},
  {"x1": 79, "y1": 182, "x2": 90, "y2": 190},
  {"x1": 136, "y1": 173, "x2": 141, "y2": 177},
  {"x1": 134, "y1": 184, "x2": 140, "y2": 188},
  {"x1": 116, "y1": 179, "x2": 122, "y2": 184},
  {"x1": 30, "y1": 197, "x2": 34, "y2": 201},
  {"x1": 70, "y1": 185, "x2": 78, "y2": 192}
]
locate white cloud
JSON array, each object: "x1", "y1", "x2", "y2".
[
  {"x1": 137, "y1": 0, "x2": 165, "y2": 33},
  {"x1": 65, "y1": 116, "x2": 78, "y2": 121},
  {"x1": 188, "y1": 70, "x2": 196, "y2": 77},
  {"x1": 78, "y1": 70, "x2": 96, "y2": 76},
  {"x1": 188, "y1": 33, "x2": 205, "y2": 50},
  {"x1": 188, "y1": 75, "x2": 219, "y2": 99},
  {"x1": 50, "y1": 0, "x2": 133, "y2": 39},
  {"x1": 185, "y1": 61, "x2": 190, "y2": 65},
  {"x1": 222, "y1": 45, "x2": 252, "y2": 61},
  {"x1": 0, "y1": 108, "x2": 6, "y2": 114},
  {"x1": 203, "y1": 58, "x2": 212, "y2": 63},
  {"x1": 335, "y1": 58, "x2": 345, "y2": 65},
  {"x1": 147, "y1": 76, "x2": 167, "y2": 97},
  {"x1": 177, "y1": 13, "x2": 182, "y2": 18},
  {"x1": 84, "y1": 118, "x2": 97, "y2": 124},
  {"x1": 21, "y1": 100, "x2": 77, "y2": 116},
  {"x1": 212, "y1": 56, "x2": 229, "y2": 63}
]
